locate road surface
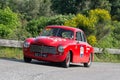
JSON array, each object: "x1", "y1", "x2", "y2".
[{"x1": 0, "y1": 58, "x2": 120, "y2": 80}]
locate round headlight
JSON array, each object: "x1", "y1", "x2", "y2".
[
  {"x1": 23, "y1": 42, "x2": 30, "y2": 48},
  {"x1": 58, "y1": 46, "x2": 64, "y2": 53}
]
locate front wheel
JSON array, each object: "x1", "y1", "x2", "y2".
[
  {"x1": 84, "y1": 54, "x2": 92, "y2": 67},
  {"x1": 62, "y1": 52, "x2": 71, "y2": 68},
  {"x1": 24, "y1": 56, "x2": 32, "y2": 63}
]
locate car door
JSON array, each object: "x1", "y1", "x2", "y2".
[{"x1": 76, "y1": 31, "x2": 87, "y2": 62}]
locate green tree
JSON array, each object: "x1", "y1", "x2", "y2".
[
  {"x1": 51, "y1": 0, "x2": 111, "y2": 15},
  {"x1": 0, "y1": 0, "x2": 9, "y2": 9},
  {"x1": 64, "y1": 9, "x2": 112, "y2": 45},
  {"x1": 26, "y1": 16, "x2": 49, "y2": 37},
  {"x1": 51, "y1": 0, "x2": 76, "y2": 14},
  {"x1": 89, "y1": 9, "x2": 112, "y2": 40},
  {"x1": 91, "y1": 0, "x2": 111, "y2": 11},
  {"x1": 51, "y1": 0, "x2": 91, "y2": 14},
  {"x1": 23, "y1": 0, "x2": 40, "y2": 20},
  {"x1": 0, "y1": 7, "x2": 20, "y2": 38},
  {"x1": 112, "y1": 21, "x2": 120, "y2": 40},
  {"x1": 65, "y1": 13, "x2": 96, "y2": 36},
  {"x1": 109, "y1": 0, "x2": 120, "y2": 21},
  {"x1": 26, "y1": 14, "x2": 74, "y2": 37},
  {"x1": 47, "y1": 14, "x2": 74, "y2": 25},
  {"x1": 7, "y1": 0, "x2": 23, "y2": 11},
  {"x1": 7, "y1": 0, "x2": 53, "y2": 20},
  {"x1": 38, "y1": 0, "x2": 53, "y2": 16}
]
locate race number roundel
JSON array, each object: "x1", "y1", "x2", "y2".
[{"x1": 80, "y1": 46, "x2": 84, "y2": 57}]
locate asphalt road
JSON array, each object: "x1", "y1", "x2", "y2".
[{"x1": 0, "y1": 58, "x2": 120, "y2": 80}]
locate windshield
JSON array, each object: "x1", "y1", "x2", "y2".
[{"x1": 41, "y1": 28, "x2": 74, "y2": 39}]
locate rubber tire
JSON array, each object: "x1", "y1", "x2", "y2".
[
  {"x1": 84, "y1": 54, "x2": 92, "y2": 67},
  {"x1": 62, "y1": 52, "x2": 71, "y2": 68},
  {"x1": 24, "y1": 56, "x2": 32, "y2": 63}
]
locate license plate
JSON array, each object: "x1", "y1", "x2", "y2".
[
  {"x1": 35, "y1": 53, "x2": 42, "y2": 57},
  {"x1": 35, "y1": 53, "x2": 47, "y2": 57}
]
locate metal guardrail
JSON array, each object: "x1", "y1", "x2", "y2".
[
  {"x1": 0, "y1": 39, "x2": 23, "y2": 48},
  {"x1": 94, "y1": 47, "x2": 120, "y2": 54},
  {"x1": 0, "y1": 39, "x2": 120, "y2": 54}
]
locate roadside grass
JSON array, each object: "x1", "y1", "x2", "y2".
[
  {"x1": 0, "y1": 47, "x2": 120, "y2": 63},
  {"x1": 94, "y1": 53, "x2": 120, "y2": 63},
  {"x1": 0, "y1": 47, "x2": 23, "y2": 60}
]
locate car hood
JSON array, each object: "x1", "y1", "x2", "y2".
[{"x1": 32, "y1": 36, "x2": 73, "y2": 46}]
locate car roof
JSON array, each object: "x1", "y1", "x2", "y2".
[{"x1": 46, "y1": 25, "x2": 83, "y2": 32}]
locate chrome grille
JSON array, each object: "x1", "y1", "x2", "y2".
[{"x1": 30, "y1": 45, "x2": 57, "y2": 54}]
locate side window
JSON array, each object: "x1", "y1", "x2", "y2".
[
  {"x1": 81, "y1": 32, "x2": 86, "y2": 42},
  {"x1": 76, "y1": 32, "x2": 86, "y2": 42},
  {"x1": 76, "y1": 32, "x2": 82, "y2": 41}
]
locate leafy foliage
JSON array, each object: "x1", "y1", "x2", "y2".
[
  {"x1": 65, "y1": 13, "x2": 96, "y2": 36},
  {"x1": 0, "y1": 0, "x2": 53, "y2": 21},
  {"x1": 0, "y1": 7, "x2": 20, "y2": 38},
  {"x1": 65, "y1": 9, "x2": 111, "y2": 34},
  {"x1": 65, "y1": 9, "x2": 112, "y2": 46},
  {"x1": 51, "y1": 0, "x2": 111, "y2": 14},
  {"x1": 48, "y1": 14, "x2": 75, "y2": 25},
  {"x1": 0, "y1": 0, "x2": 119, "y2": 21},
  {"x1": 110, "y1": 0, "x2": 120, "y2": 21},
  {"x1": 51, "y1": 0, "x2": 77, "y2": 14},
  {"x1": 26, "y1": 15, "x2": 74, "y2": 37},
  {"x1": 87, "y1": 35, "x2": 97, "y2": 46},
  {"x1": 96, "y1": 34, "x2": 114, "y2": 48},
  {"x1": 112, "y1": 21, "x2": 120, "y2": 40},
  {"x1": 91, "y1": 0, "x2": 111, "y2": 11},
  {"x1": 89, "y1": 9, "x2": 111, "y2": 22},
  {"x1": 26, "y1": 16, "x2": 49, "y2": 37},
  {"x1": 89, "y1": 9, "x2": 113, "y2": 40}
]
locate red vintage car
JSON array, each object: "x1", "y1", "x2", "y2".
[{"x1": 23, "y1": 25, "x2": 94, "y2": 68}]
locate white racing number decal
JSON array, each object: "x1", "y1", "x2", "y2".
[{"x1": 80, "y1": 46, "x2": 84, "y2": 57}]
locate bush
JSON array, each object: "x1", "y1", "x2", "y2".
[
  {"x1": 64, "y1": 9, "x2": 113, "y2": 45},
  {"x1": 48, "y1": 14, "x2": 74, "y2": 25},
  {"x1": 65, "y1": 14, "x2": 96, "y2": 35},
  {"x1": 26, "y1": 16, "x2": 50, "y2": 37},
  {"x1": 0, "y1": 24, "x2": 12, "y2": 38},
  {"x1": 89, "y1": 9, "x2": 111, "y2": 23},
  {"x1": 0, "y1": 7, "x2": 20, "y2": 38},
  {"x1": 112, "y1": 21, "x2": 120, "y2": 40},
  {"x1": 26, "y1": 14, "x2": 74, "y2": 37},
  {"x1": 96, "y1": 34, "x2": 113, "y2": 48},
  {"x1": 87, "y1": 35, "x2": 97, "y2": 46}
]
